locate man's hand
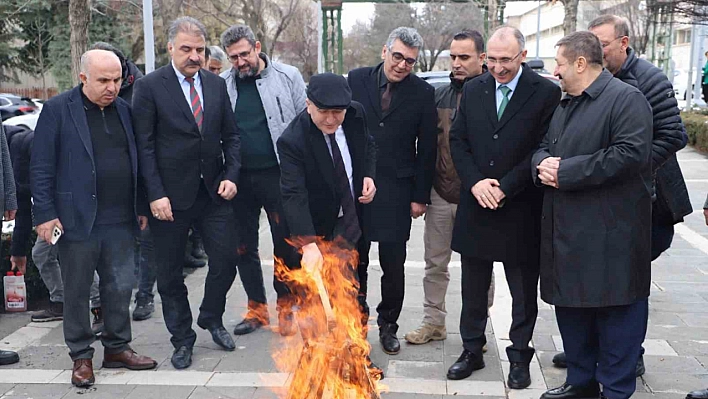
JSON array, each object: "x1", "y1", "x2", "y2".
[
  {"x1": 218, "y1": 180, "x2": 237, "y2": 200},
  {"x1": 150, "y1": 197, "x2": 174, "y2": 222},
  {"x1": 301, "y1": 242, "x2": 324, "y2": 274},
  {"x1": 472, "y1": 178, "x2": 502, "y2": 209},
  {"x1": 10, "y1": 256, "x2": 26, "y2": 274},
  {"x1": 3, "y1": 210, "x2": 16, "y2": 221},
  {"x1": 359, "y1": 177, "x2": 376, "y2": 204},
  {"x1": 490, "y1": 186, "x2": 506, "y2": 205},
  {"x1": 138, "y1": 216, "x2": 149, "y2": 231},
  {"x1": 411, "y1": 202, "x2": 427, "y2": 218},
  {"x1": 537, "y1": 157, "x2": 561, "y2": 189},
  {"x1": 37, "y1": 218, "x2": 63, "y2": 245}
]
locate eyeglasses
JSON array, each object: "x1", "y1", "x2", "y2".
[
  {"x1": 228, "y1": 48, "x2": 254, "y2": 63},
  {"x1": 487, "y1": 51, "x2": 523, "y2": 66},
  {"x1": 600, "y1": 37, "x2": 623, "y2": 48},
  {"x1": 390, "y1": 51, "x2": 417, "y2": 67}
]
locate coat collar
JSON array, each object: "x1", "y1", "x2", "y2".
[
  {"x1": 160, "y1": 65, "x2": 201, "y2": 134},
  {"x1": 67, "y1": 86, "x2": 94, "y2": 161}
]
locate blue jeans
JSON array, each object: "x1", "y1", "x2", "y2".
[{"x1": 58, "y1": 223, "x2": 136, "y2": 360}]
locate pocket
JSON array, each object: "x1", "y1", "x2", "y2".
[
  {"x1": 55, "y1": 192, "x2": 75, "y2": 229},
  {"x1": 276, "y1": 97, "x2": 285, "y2": 123}
]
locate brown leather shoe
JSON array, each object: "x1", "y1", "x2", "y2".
[
  {"x1": 71, "y1": 359, "x2": 95, "y2": 387},
  {"x1": 103, "y1": 349, "x2": 157, "y2": 370}
]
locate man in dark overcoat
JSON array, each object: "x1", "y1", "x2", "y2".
[
  {"x1": 347, "y1": 27, "x2": 437, "y2": 355},
  {"x1": 447, "y1": 26, "x2": 560, "y2": 387},
  {"x1": 533, "y1": 32, "x2": 653, "y2": 399}
]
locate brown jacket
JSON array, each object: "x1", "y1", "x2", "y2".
[{"x1": 433, "y1": 73, "x2": 480, "y2": 204}]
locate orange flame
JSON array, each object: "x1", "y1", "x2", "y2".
[{"x1": 272, "y1": 237, "x2": 383, "y2": 399}]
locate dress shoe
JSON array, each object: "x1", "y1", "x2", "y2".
[
  {"x1": 636, "y1": 354, "x2": 645, "y2": 377},
  {"x1": 508, "y1": 362, "x2": 531, "y2": 389},
  {"x1": 31, "y1": 301, "x2": 63, "y2": 322},
  {"x1": 0, "y1": 350, "x2": 19, "y2": 365},
  {"x1": 91, "y1": 307, "x2": 103, "y2": 336},
  {"x1": 379, "y1": 325, "x2": 400, "y2": 355},
  {"x1": 366, "y1": 356, "x2": 384, "y2": 381},
  {"x1": 447, "y1": 350, "x2": 485, "y2": 380},
  {"x1": 103, "y1": 349, "x2": 157, "y2": 370},
  {"x1": 233, "y1": 301, "x2": 270, "y2": 335},
  {"x1": 183, "y1": 254, "x2": 207, "y2": 268},
  {"x1": 171, "y1": 346, "x2": 193, "y2": 369},
  {"x1": 71, "y1": 358, "x2": 95, "y2": 387},
  {"x1": 687, "y1": 388, "x2": 708, "y2": 398},
  {"x1": 133, "y1": 297, "x2": 154, "y2": 321},
  {"x1": 541, "y1": 382, "x2": 601, "y2": 399},
  {"x1": 207, "y1": 326, "x2": 235, "y2": 351},
  {"x1": 277, "y1": 307, "x2": 296, "y2": 337},
  {"x1": 552, "y1": 351, "x2": 567, "y2": 368},
  {"x1": 191, "y1": 237, "x2": 207, "y2": 260}
]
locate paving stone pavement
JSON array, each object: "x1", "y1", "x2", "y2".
[{"x1": 1, "y1": 148, "x2": 708, "y2": 398}]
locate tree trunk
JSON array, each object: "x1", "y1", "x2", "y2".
[
  {"x1": 561, "y1": 0, "x2": 579, "y2": 36},
  {"x1": 69, "y1": 0, "x2": 90, "y2": 86}
]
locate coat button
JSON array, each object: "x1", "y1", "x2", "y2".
[
  {"x1": 91, "y1": 195, "x2": 96, "y2": 200},
  {"x1": 493, "y1": 134, "x2": 498, "y2": 140},
  {"x1": 553, "y1": 138, "x2": 558, "y2": 144},
  {"x1": 379, "y1": 122, "x2": 384, "y2": 127},
  {"x1": 489, "y1": 160, "x2": 495, "y2": 166}
]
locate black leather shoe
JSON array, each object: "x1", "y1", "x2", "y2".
[
  {"x1": 541, "y1": 382, "x2": 600, "y2": 399},
  {"x1": 366, "y1": 356, "x2": 384, "y2": 381},
  {"x1": 687, "y1": 388, "x2": 708, "y2": 398},
  {"x1": 207, "y1": 326, "x2": 235, "y2": 351},
  {"x1": 636, "y1": 354, "x2": 645, "y2": 377},
  {"x1": 171, "y1": 346, "x2": 193, "y2": 369},
  {"x1": 508, "y1": 362, "x2": 531, "y2": 389},
  {"x1": 0, "y1": 350, "x2": 19, "y2": 365},
  {"x1": 379, "y1": 328, "x2": 400, "y2": 355},
  {"x1": 233, "y1": 317, "x2": 267, "y2": 335},
  {"x1": 552, "y1": 352, "x2": 567, "y2": 368},
  {"x1": 447, "y1": 350, "x2": 485, "y2": 380}
]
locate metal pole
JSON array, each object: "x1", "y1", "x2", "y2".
[
  {"x1": 142, "y1": 0, "x2": 155, "y2": 73},
  {"x1": 337, "y1": 8, "x2": 343, "y2": 75},
  {"x1": 693, "y1": 23, "x2": 707, "y2": 106},
  {"x1": 317, "y1": 1, "x2": 323, "y2": 74},
  {"x1": 322, "y1": 9, "x2": 329, "y2": 73},
  {"x1": 686, "y1": 20, "x2": 698, "y2": 109},
  {"x1": 535, "y1": 0, "x2": 541, "y2": 59}
]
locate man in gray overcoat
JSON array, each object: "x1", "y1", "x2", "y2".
[{"x1": 532, "y1": 32, "x2": 653, "y2": 399}]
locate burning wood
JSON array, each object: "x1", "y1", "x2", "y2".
[{"x1": 273, "y1": 238, "x2": 383, "y2": 399}]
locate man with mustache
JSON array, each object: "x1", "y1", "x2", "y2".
[
  {"x1": 132, "y1": 16, "x2": 241, "y2": 369},
  {"x1": 447, "y1": 26, "x2": 560, "y2": 386},
  {"x1": 219, "y1": 24, "x2": 307, "y2": 337}
]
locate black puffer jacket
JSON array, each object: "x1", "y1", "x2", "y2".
[{"x1": 616, "y1": 47, "x2": 692, "y2": 224}]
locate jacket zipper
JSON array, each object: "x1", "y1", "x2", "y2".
[{"x1": 276, "y1": 97, "x2": 285, "y2": 123}]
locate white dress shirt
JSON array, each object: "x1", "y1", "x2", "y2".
[
  {"x1": 172, "y1": 62, "x2": 205, "y2": 111},
  {"x1": 323, "y1": 126, "x2": 354, "y2": 217},
  {"x1": 495, "y1": 66, "x2": 523, "y2": 112}
]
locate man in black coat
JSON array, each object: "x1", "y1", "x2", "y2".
[
  {"x1": 448, "y1": 26, "x2": 560, "y2": 386},
  {"x1": 551, "y1": 14, "x2": 693, "y2": 375},
  {"x1": 347, "y1": 26, "x2": 437, "y2": 356},
  {"x1": 132, "y1": 17, "x2": 241, "y2": 369},
  {"x1": 533, "y1": 32, "x2": 653, "y2": 399}
]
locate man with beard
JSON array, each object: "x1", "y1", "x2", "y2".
[
  {"x1": 551, "y1": 15, "x2": 691, "y2": 378},
  {"x1": 132, "y1": 17, "x2": 241, "y2": 369},
  {"x1": 404, "y1": 29, "x2": 496, "y2": 346},
  {"x1": 219, "y1": 24, "x2": 306, "y2": 337}
]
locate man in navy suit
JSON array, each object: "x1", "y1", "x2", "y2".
[
  {"x1": 31, "y1": 49, "x2": 157, "y2": 388},
  {"x1": 132, "y1": 17, "x2": 241, "y2": 370}
]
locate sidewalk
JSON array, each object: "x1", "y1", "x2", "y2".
[{"x1": 0, "y1": 148, "x2": 707, "y2": 398}]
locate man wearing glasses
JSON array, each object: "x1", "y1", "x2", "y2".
[
  {"x1": 447, "y1": 26, "x2": 560, "y2": 386},
  {"x1": 219, "y1": 24, "x2": 307, "y2": 337},
  {"x1": 347, "y1": 27, "x2": 437, "y2": 356}
]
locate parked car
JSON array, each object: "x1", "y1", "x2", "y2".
[
  {"x1": 4, "y1": 111, "x2": 40, "y2": 131},
  {"x1": 0, "y1": 94, "x2": 39, "y2": 121},
  {"x1": 673, "y1": 68, "x2": 698, "y2": 101}
]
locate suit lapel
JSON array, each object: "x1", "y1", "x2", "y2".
[
  {"x1": 67, "y1": 88, "x2": 94, "y2": 162},
  {"x1": 115, "y1": 101, "x2": 138, "y2": 180},
  {"x1": 161, "y1": 67, "x2": 199, "y2": 133},
  {"x1": 198, "y1": 70, "x2": 211, "y2": 134},
  {"x1": 309, "y1": 122, "x2": 336, "y2": 197},
  {"x1": 482, "y1": 76, "x2": 499, "y2": 130},
  {"x1": 365, "y1": 65, "x2": 383, "y2": 120},
  {"x1": 495, "y1": 66, "x2": 537, "y2": 133},
  {"x1": 384, "y1": 77, "x2": 410, "y2": 117}
]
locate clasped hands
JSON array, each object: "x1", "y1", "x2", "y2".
[
  {"x1": 537, "y1": 157, "x2": 561, "y2": 189},
  {"x1": 472, "y1": 179, "x2": 505, "y2": 210}
]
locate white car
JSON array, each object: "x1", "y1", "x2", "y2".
[
  {"x1": 673, "y1": 68, "x2": 699, "y2": 100},
  {"x1": 4, "y1": 110, "x2": 40, "y2": 131}
]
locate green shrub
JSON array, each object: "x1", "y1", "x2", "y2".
[
  {"x1": 1, "y1": 229, "x2": 49, "y2": 310},
  {"x1": 682, "y1": 111, "x2": 708, "y2": 153}
]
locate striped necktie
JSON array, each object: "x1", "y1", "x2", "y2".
[{"x1": 185, "y1": 76, "x2": 203, "y2": 131}]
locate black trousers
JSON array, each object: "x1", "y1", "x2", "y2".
[
  {"x1": 556, "y1": 299, "x2": 647, "y2": 399},
  {"x1": 460, "y1": 255, "x2": 539, "y2": 364},
  {"x1": 358, "y1": 240, "x2": 407, "y2": 331},
  {"x1": 232, "y1": 167, "x2": 298, "y2": 307},
  {"x1": 150, "y1": 183, "x2": 238, "y2": 349}
]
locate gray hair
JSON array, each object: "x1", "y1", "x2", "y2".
[
  {"x1": 588, "y1": 14, "x2": 630, "y2": 38},
  {"x1": 168, "y1": 16, "x2": 207, "y2": 44},
  {"x1": 221, "y1": 24, "x2": 257, "y2": 49},
  {"x1": 556, "y1": 31, "x2": 604, "y2": 66},
  {"x1": 385, "y1": 27, "x2": 423, "y2": 51},
  {"x1": 490, "y1": 25, "x2": 526, "y2": 51},
  {"x1": 208, "y1": 45, "x2": 227, "y2": 63}
]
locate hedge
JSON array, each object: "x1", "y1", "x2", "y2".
[{"x1": 683, "y1": 111, "x2": 708, "y2": 153}]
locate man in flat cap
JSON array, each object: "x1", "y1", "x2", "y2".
[{"x1": 277, "y1": 72, "x2": 380, "y2": 375}]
